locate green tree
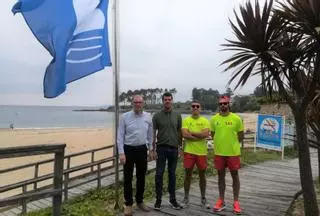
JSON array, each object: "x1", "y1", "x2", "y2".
[
  {"x1": 192, "y1": 88, "x2": 220, "y2": 111},
  {"x1": 119, "y1": 92, "x2": 127, "y2": 106},
  {"x1": 221, "y1": 0, "x2": 320, "y2": 214},
  {"x1": 192, "y1": 88, "x2": 201, "y2": 101},
  {"x1": 224, "y1": 85, "x2": 234, "y2": 97},
  {"x1": 253, "y1": 86, "x2": 265, "y2": 97}
]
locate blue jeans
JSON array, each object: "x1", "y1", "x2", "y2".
[{"x1": 155, "y1": 146, "x2": 178, "y2": 202}]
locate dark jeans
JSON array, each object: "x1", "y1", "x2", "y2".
[
  {"x1": 155, "y1": 146, "x2": 178, "y2": 202},
  {"x1": 123, "y1": 145, "x2": 148, "y2": 206}
]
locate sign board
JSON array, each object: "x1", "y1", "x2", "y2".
[{"x1": 256, "y1": 114, "x2": 284, "y2": 151}]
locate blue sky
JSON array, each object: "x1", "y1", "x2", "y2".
[{"x1": 0, "y1": 0, "x2": 261, "y2": 106}]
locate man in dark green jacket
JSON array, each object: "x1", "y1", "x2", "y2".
[{"x1": 152, "y1": 92, "x2": 183, "y2": 210}]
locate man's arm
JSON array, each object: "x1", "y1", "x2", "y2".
[
  {"x1": 152, "y1": 115, "x2": 157, "y2": 150},
  {"x1": 238, "y1": 131, "x2": 244, "y2": 143},
  {"x1": 117, "y1": 116, "x2": 126, "y2": 164},
  {"x1": 147, "y1": 115, "x2": 155, "y2": 160},
  {"x1": 190, "y1": 128, "x2": 210, "y2": 139},
  {"x1": 147, "y1": 116, "x2": 154, "y2": 151},
  {"x1": 211, "y1": 131, "x2": 215, "y2": 139},
  {"x1": 117, "y1": 117, "x2": 125, "y2": 154},
  {"x1": 152, "y1": 129, "x2": 157, "y2": 150},
  {"x1": 237, "y1": 116, "x2": 244, "y2": 143},
  {"x1": 178, "y1": 114, "x2": 183, "y2": 147},
  {"x1": 182, "y1": 128, "x2": 199, "y2": 140}
]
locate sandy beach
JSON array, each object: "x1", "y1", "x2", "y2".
[{"x1": 0, "y1": 128, "x2": 114, "y2": 197}]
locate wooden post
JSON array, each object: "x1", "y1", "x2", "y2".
[
  {"x1": 318, "y1": 147, "x2": 320, "y2": 186},
  {"x1": 91, "y1": 152, "x2": 95, "y2": 172},
  {"x1": 34, "y1": 164, "x2": 39, "y2": 190},
  {"x1": 97, "y1": 164, "x2": 101, "y2": 189},
  {"x1": 52, "y1": 149, "x2": 65, "y2": 216},
  {"x1": 64, "y1": 157, "x2": 71, "y2": 201},
  {"x1": 22, "y1": 185, "x2": 27, "y2": 215}
]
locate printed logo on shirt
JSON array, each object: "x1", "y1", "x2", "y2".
[{"x1": 225, "y1": 121, "x2": 233, "y2": 126}]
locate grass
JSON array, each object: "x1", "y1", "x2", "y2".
[{"x1": 27, "y1": 147, "x2": 296, "y2": 216}]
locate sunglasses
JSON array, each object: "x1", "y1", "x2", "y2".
[
  {"x1": 191, "y1": 105, "x2": 200, "y2": 109},
  {"x1": 219, "y1": 102, "x2": 229, "y2": 106}
]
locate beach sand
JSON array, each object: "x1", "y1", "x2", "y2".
[
  {"x1": 0, "y1": 128, "x2": 114, "y2": 197},
  {"x1": 238, "y1": 113, "x2": 258, "y2": 131}
]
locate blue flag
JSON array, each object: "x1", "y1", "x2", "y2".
[{"x1": 12, "y1": 0, "x2": 112, "y2": 98}]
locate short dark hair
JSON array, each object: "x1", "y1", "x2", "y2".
[
  {"x1": 191, "y1": 100, "x2": 201, "y2": 106},
  {"x1": 162, "y1": 92, "x2": 173, "y2": 101}
]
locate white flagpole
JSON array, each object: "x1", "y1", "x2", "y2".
[{"x1": 112, "y1": 0, "x2": 120, "y2": 210}]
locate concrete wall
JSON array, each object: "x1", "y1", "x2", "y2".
[{"x1": 259, "y1": 103, "x2": 293, "y2": 120}]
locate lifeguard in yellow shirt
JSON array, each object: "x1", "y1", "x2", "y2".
[
  {"x1": 181, "y1": 100, "x2": 210, "y2": 209},
  {"x1": 210, "y1": 96, "x2": 244, "y2": 215}
]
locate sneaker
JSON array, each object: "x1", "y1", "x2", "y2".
[
  {"x1": 170, "y1": 199, "x2": 183, "y2": 210},
  {"x1": 154, "y1": 200, "x2": 161, "y2": 211},
  {"x1": 124, "y1": 205, "x2": 133, "y2": 216},
  {"x1": 233, "y1": 200, "x2": 242, "y2": 215},
  {"x1": 201, "y1": 197, "x2": 210, "y2": 209},
  {"x1": 136, "y1": 202, "x2": 150, "y2": 212},
  {"x1": 182, "y1": 196, "x2": 189, "y2": 208},
  {"x1": 213, "y1": 198, "x2": 226, "y2": 212}
]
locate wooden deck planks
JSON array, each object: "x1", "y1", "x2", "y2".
[
  {"x1": 133, "y1": 153, "x2": 318, "y2": 216},
  {"x1": 0, "y1": 154, "x2": 318, "y2": 216}
]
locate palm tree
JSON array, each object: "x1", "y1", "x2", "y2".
[
  {"x1": 169, "y1": 88, "x2": 177, "y2": 98},
  {"x1": 307, "y1": 91, "x2": 320, "y2": 144},
  {"x1": 119, "y1": 92, "x2": 126, "y2": 106},
  {"x1": 126, "y1": 90, "x2": 133, "y2": 103},
  {"x1": 221, "y1": 0, "x2": 320, "y2": 214},
  {"x1": 307, "y1": 90, "x2": 320, "y2": 184}
]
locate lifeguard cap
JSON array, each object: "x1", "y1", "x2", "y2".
[{"x1": 219, "y1": 96, "x2": 231, "y2": 103}]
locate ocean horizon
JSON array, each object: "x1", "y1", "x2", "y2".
[
  {"x1": 0, "y1": 105, "x2": 114, "y2": 129},
  {"x1": 0, "y1": 105, "x2": 262, "y2": 130}
]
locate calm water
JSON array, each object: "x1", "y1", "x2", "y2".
[
  {"x1": 0, "y1": 105, "x2": 114, "y2": 129},
  {"x1": 0, "y1": 105, "x2": 254, "y2": 129}
]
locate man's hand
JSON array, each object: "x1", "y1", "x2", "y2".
[
  {"x1": 153, "y1": 150, "x2": 158, "y2": 160},
  {"x1": 182, "y1": 129, "x2": 198, "y2": 140},
  {"x1": 119, "y1": 153, "x2": 126, "y2": 164},
  {"x1": 149, "y1": 150, "x2": 155, "y2": 161}
]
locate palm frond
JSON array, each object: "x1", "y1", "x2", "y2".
[{"x1": 222, "y1": 0, "x2": 280, "y2": 91}]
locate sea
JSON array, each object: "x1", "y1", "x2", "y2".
[
  {"x1": 0, "y1": 105, "x2": 256, "y2": 129},
  {"x1": 0, "y1": 105, "x2": 114, "y2": 129}
]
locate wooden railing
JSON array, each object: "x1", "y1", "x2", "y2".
[
  {"x1": 0, "y1": 145, "x2": 115, "y2": 215},
  {"x1": 0, "y1": 144, "x2": 66, "y2": 216}
]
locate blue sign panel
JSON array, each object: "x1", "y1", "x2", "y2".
[{"x1": 256, "y1": 114, "x2": 283, "y2": 151}]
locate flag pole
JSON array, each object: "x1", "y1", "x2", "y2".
[{"x1": 112, "y1": 0, "x2": 120, "y2": 211}]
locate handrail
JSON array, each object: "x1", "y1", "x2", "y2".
[
  {"x1": 0, "y1": 157, "x2": 115, "y2": 193},
  {"x1": 0, "y1": 144, "x2": 65, "y2": 158},
  {"x1": 0, "y1": 145, "x2": 113, "y2": 174},
  {"x1": 0, "y1": 189, "x2": 60, "y2": 207},
  {"x1": 0, "y1": 144, "x2": 66, "y2": 216}
]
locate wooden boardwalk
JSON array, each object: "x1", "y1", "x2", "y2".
[
  {"x1": 1, "y1": 151, "x2": 318, "y2": 216},
  {"x1": 0, "y1": 162, "x2": 157, "y2": 216},
  {"x1": 132, "y1": 151, "x2": 318, "y2": 216}
]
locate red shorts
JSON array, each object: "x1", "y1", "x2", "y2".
[
  {"x1": 184, "y1": 153, "x2": 207, "y2": 170},
  {"x1": 214, "y1": 155, "x2": 241, "y2": 171}
]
